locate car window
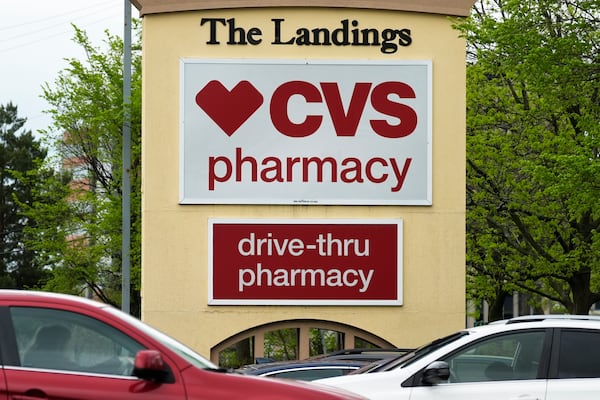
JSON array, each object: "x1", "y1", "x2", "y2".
[
  {"x1": 103, "y1": 306, "x2": 218, "y2": 370},
  {"x1": 10, "y1": 307, "x2": 144, "y2": 376},
  {"x1": 443, "y1": 330, "x2": 545, "y2": 383},
  {"x1": 388, "y1": 331, "x2": 468, "y2": 371},
  {"x1": 557, "y1": 330, "x2": 600, "y2": 379}
]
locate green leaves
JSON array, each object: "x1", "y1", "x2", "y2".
[
  {"x1": 26, "y1": 23, "x2": 143, "y2": 313},
  {"x1": 461, "y1": 0, "x2": 600, "y2": 317}
]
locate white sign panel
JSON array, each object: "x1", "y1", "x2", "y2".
[{"x1": 180, "y1": 59, "x2": 431, "y2": 205}]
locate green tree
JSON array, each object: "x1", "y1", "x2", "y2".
[
  {"x1": 458, "y1": 0, "x2": 600, "y2": 317},
  {"x1": 0, "y1": 102, "x2": 50, "y2": 288},
  {"x1": 310, "y1": 328, "x2": 342, "y2": 356},
  {"x1": 264, "y1": 328, "x2": 298, "y2": 361},
  {"x1": 23, "y1": 24, "x2": 142, "y2": 314}
]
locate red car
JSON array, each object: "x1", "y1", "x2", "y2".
[{"x1": 0, "y1": 290, "x2": 365, "y2": 400}]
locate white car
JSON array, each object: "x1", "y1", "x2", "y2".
[{"x1": 314, "y1": 315, "x2": 600, "y2": 400}]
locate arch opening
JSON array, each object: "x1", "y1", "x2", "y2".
[{"x1": 211, "y1": 319, "x2": 396, "y2": 368}]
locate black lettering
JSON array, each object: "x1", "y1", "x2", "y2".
[
  {"x1": 269, "y1": 18, "x2": 413, "y2": 53},
  {"x1": 247, "y1": 27, "x2": 263, "y2": 45},
  {"x1": 351, "y1": 20, "x2": 360, "y2": 44},
  {"x1": 227, "y1": 18, "x2": 247, "y2": 44},
  {"x1": 311, "y1": 28, "x2": 331, "y2": 45},
  {"x1": 271, "y1": 18, "x2": 295, "y2": 45},
  {"x1": 398, "y1": 28, "x2": 412, "y2": 46},
  {"x1": 331, "y1": 19, "x2": 350, "y2": 46},
  {"x1": 360, "y1": 28, "x2": 380, "y2": 46},
  {"x1": 200, "y1": 18, "x2": 226, "y2": 44},
  {"x1": 380, "y1": 28, "x2": 398, "y2": 54},
  {"x1": 295, "y1": 28, "x2": 311, "y2": 46}
]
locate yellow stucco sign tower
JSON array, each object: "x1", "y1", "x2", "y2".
[{"x1": 132, "y1": 0, "x2": 473, "y2": 363}]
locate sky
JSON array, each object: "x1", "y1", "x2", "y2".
[{"x1": 0, "y1": 0, "x2": 139, "y2": 137}]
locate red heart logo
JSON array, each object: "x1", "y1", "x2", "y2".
[{"x1": 195, "y1": 80, "x2": 264, "y2": 136}]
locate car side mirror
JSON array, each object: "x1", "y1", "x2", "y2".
[
  {"x1": 133, "y1": 350, "x2": 169, "y2": 382},
  {"x1": 421, "y1": 361, "x2": 450, "y2": 385}
]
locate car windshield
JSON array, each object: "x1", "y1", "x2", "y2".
[
  {"x1": 354, "y1": 331, "x2": 468, "y2": 373},
  {"x1": 105, "y1": 306, "x2": 218, "y2": 370}
]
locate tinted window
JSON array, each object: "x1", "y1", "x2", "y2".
[
  {"x1": 557, "y1": 330, "x2": 600, "y2": 379},
  {"x1": 392, "y1": 331, "x2": 468, "y2": 371},
  {"x1": 443, "y1": 330, "x2": 545, "y2": 383},
  {"x1": 10, "y1": 307, "x2": 144, "y2": 376}
]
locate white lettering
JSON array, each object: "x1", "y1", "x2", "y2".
[
  {"x1": 237, "y1": 232, "x2": 305, "y2": 256},
  {"x1": 237, "y1": 263, "x2": 375, "y2": 293},
  {"x1": 239, "y1": 232, "x2": 370, "y2": 257},
  {"x1": 239, "y1": 267, "x2": 256, "y2": 291},
  {"x1": 316, "y1": 233, "x2": 370, "y2": 256},
  {"x1": 358, "y1": 269, "x2": 374, "y2": 293}
]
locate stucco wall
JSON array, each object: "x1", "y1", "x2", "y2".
[{"x1": 140, "y1": 6, "x2": 466, "y2": 355}]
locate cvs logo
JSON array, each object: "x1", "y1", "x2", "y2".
[{"x1": 195, "y1": 80, "x2": 418, "y2": 138}]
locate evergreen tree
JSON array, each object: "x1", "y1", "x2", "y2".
[{"x1": 0, "y1": 102, "x2": 50, "y2": 288}]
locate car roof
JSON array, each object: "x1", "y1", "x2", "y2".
[
  {"x1": 467, "y1": 314, "x2": 600, "y2": 334},
  {"x1": 349, "y1": 315, "x2": 600, "y2": 375},
  {"x1": 493, "y1": 314, "x2": 600, "y2": 324},
  {"x1": 238, "y1": 359, "x2": 369, "y2": 374},
  {"x1": 0, "y1": 289, "x2": 109, "y2": 310},
  {"x1": 311, "y1": 348, "x2": 412, "y2": 362}
]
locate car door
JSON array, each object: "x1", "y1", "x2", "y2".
[
  {"x1": 408, "y1": 330, "x2": 549, "y2": 400},
  {"x1": 0, "y1": 367, "x2": 7, "y2": 400},
  {"x1": 545, "y1": 328, "x2": 600, "y2": 400},
  {"x1": 2, "y1": 306, "x2": 187, "y2": 400}
]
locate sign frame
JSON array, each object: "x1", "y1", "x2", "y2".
[
  {"x1": 208, "y1": 218, "x2": 403, "y2": 306},
  {"x1": 180, "y1": 59, "x2": 432, "y2": 205}
]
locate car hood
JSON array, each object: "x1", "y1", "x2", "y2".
[
  {"x1": 313, "y1": 369, "x2": 406, "y2": 398},
  {"x1": 181, "y1": 366, "x2": 368, "y2": 400}
]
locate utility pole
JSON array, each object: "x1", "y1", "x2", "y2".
[{"x1": 122, "y1": 0, "x2": 132, "y2": 314}]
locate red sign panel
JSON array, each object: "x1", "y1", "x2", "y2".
[{"x1": 209, "y1": 219, "x2": 402, "y2": 305}]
